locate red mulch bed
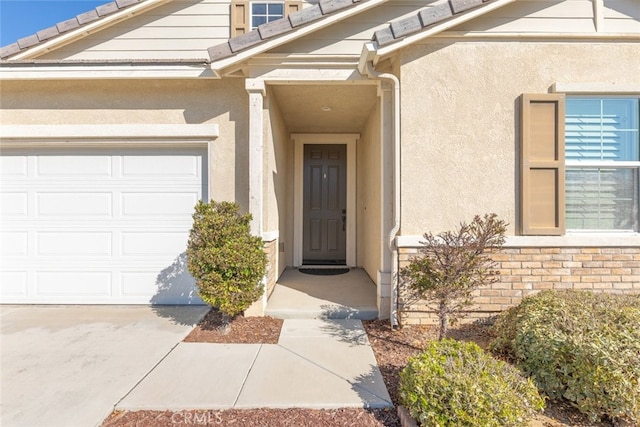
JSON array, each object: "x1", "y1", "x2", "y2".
[
  {"x1": 101, "y1": 311, "x2": 610, "y2": 427},
  {"x1": 183, "y1": 309, "x2": 283, "y2": 344}
]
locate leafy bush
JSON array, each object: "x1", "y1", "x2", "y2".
[
  {"x1": 400, "y1": 213, "x2": 506, "y2": 339},
  {"x1": 186, "y1": 200, "x2": 267, "y2": 320},
  {"x1": 491, "y1": 290, "x2": 640, "y2": 424},
  {"x1": 399, "y1": 339, "x2": 544, "y2": 426}
]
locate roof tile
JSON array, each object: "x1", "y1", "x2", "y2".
[
  {"x1": 0, "y1": 43, "x2": 21, "y2": 59},
  {"x1": 288, "y1": 5, "x2": 323, "y2": 28},
  {"x1": 56, "y1": 18, "x2": 81, "y2": 33},
  {"x1": 36, "y1": 26, "x2": 61, "y2": 42},
  {"x1": 208, "y1": 42, "x2": 234, "y2": 61},
  {"x1": 373, "y1": 28, "x2": 395, "y2": 47},
  {"x1": 228, "y1": 30, "x2": 263, "y2": 53},
  {"x1": 319, "y1": 0, "x2": 353, "y2": 15},
  {"x1": 116, "y1": 0, "x2": 140, "y2": 8},
  {"x1": 450, "y1": 0, "x2": 483, "y2": 14},
  {"x1": 258, "y1": 18, "x2": 294, "y2": 39},
  {"x1": 76, "y1": 9, "x2": 100, "y2": 25},
  {"x1": 418, "y1": 3, "x2": 453, "y2": 27},
  {"x1": 390, "y1": 14, "x2": 422, "y2": 39},
  {"x1": 96, "y1": 2, "x2": 119, "y2": 17},
  {"x1": 17, "y1": 35, "x2": 40, "y2": 50}
]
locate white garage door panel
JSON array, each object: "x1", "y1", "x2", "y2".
[
  {"x1": 0, "y1": 147, "x2": 207, "y2": 304},
  {"x1": 37, "y1": 232, "x2": 112, "y2": 256},
  {"x1": 1, "y1": 193, "x2": 28, "y2": 216},
  {"x1": 0, "y1": 272, "x2": 27, "y2": 296},
  {"x1": 0, "y1": 156, "x2": 27, "y2": 175},
  {"x1": 2, "y1": 232, "x2": 28, "y2": 255},
  {"x1": 36, "y1": 272, "x2": 112, "y2": 296},
  {"x1": 38, "y1": 155, "x2": 112, "y2": 176},
  {"x1": 38, "y1": 193, "x2": 113, "y2": 216},
  {"x1": 121, "y1": 192, "x2": 200, "y2": 216},
  {"x1": 122, "y1": 155, "x2": 198, "y2": 176},
  {"x1": 122, "y1": 232, "x2": 189, "y2": 256},
  {"x1": 122, "y1": 272, "x2": 161, "y2": 297}
]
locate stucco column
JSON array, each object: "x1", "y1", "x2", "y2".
[
  {"x1": 377, "y1": 80, "x2": 394, "y2": 320},
  {"x1": 246, "y1": 79, "x2": 265, "y2": 236},
  {"x1": 245, "y1": 79, "x2": 267, "y2": 317}
]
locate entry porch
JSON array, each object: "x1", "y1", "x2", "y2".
[{"x1": 265, "y1": 268, "x2": 378, "y2": 320}]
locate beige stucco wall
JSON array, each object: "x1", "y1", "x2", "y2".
[
  {"x1": 0, "y1": 78, "x2": 249, "y2": 209},
  {"x1": 357, "y1": 100, "x2": 382, "y2": 280},
  {"x1": 399, "y1": 40, "x2": 640, "y2": 236},
  {"x1": 263, "y1": 87, "x2": 293, "y2": 276}
]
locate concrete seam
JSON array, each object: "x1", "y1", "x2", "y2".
[
  {"x1": 232, "y1": 344, "x2": 263, "y2": 407},
  {"x1": 113, "y1": 341, "x2": 183, "y2": 409}
]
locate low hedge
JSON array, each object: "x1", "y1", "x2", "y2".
[
  {"x1": 491, "y1": 290, "x2": 640, "y2": 424},
  {"x1": 399, "y1": 339, "x2": 544, "y2": 427}
]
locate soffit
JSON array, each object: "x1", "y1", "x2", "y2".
[{"x1": 270, "y1": 84, "x2": 378, "y2": 133}]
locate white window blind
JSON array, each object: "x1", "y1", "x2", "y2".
[{"x1": 565, "y1": 98, "x2": 639, "y2": 231}]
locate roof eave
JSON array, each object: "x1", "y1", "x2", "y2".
[{"x1": 6, "y1": 0, "x2": 175, "y2": 61}]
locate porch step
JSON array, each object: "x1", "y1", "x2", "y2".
[{"x1": 265, "y1": 268, "x2": 379, "y2": 321}]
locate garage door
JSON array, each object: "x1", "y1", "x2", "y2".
[{"x1": 0, "y1": 146, "x2": 207, "y2": 304}]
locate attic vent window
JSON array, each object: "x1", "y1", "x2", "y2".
[{"x1": 251, "y1": 2, "x2": 284, "y2": 29}]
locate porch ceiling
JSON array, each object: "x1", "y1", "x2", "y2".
[{"x1": 270, "y1": 84, "x2": 377, "y2": 133}]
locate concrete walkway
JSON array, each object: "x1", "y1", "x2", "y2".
[
  {"x1": 1, "y1": 306, "x2": 391, "y2": 427},
  {"x1": 118, "y1": 318, "x2": 392, "y2": 410}
]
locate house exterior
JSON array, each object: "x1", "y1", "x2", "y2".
[{"x1": 1, "y1": 0, "x2": 638, "y2": 324}]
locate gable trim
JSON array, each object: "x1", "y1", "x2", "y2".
[
  {"x1": 374, "y1": 0, "x2": 516, "y2": 61},
  {"x1": 209, "y1": 0, "x2": 391, "y2": 77},
  {"x1": 4, "y1": 0, "x2": 174, "y2": 61}
]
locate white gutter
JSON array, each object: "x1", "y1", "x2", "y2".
[{"x1": 358, "y1": 42, "x2": 400, "y2": 328}]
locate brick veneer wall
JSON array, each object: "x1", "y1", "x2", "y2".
[
  {"x1": 398, "y1": 247, "x2": 640, "y2": 325},
  {"x1": 264, "y1": 240, "x2": 278, "y2": 298}
]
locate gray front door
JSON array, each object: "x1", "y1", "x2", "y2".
[{"x1": 303, "y1": 144, "x2": 347, "y2": 265}]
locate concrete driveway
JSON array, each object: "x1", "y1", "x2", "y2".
[{"x1": 0, "y1": 305, "x2": 208, "y2": 427}]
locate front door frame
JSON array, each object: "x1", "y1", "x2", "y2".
[{"x1": 292, "y1": 133, "x2": 358, "y2": 267}]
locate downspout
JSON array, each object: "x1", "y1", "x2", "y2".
[{"x1": 358, "y1": 42, "x2": 401, "y2": 328}]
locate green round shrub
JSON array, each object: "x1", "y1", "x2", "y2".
[
  {"x1": 490, "y1": 290, "x2": 640, "y2": 424},
  {"x1": 186, "y1": 200, "x2": 267, "y2": 318},
  {"x1": 399, "y1": 339, "x2": 544, "y2": 427}
]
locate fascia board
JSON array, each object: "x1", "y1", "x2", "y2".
[
  {"x1": 8, "y1": 0, "x2": 175, "y2": 60},
  {"x1": 0, "y1": 63, "x2": 215, "y2": 80},
  {"x1": 211, "y1": 0, "x2": 392, "y2": 76}
]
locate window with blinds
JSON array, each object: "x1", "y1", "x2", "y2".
[{"x1": 565, "y1": 98, "x2": 640, "y2": 231}]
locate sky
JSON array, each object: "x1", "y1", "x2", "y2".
[{"x1": 0, "y1": 0, "x2": 107, "y2": 46}]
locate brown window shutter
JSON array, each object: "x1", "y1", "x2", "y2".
[
  {"x1": 285, "y1": 0, "x2": 303, "y2": 16},
  {"x1": 520, "y1": 93, "x2": 566, "y2": 235},
  {"x1": 230, "y1": 0, "x2": 250, "y2": 37}
]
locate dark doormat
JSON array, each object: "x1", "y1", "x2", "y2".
[{"x1": 299, "y1": 268, "x2": 350, "y2": 276}]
